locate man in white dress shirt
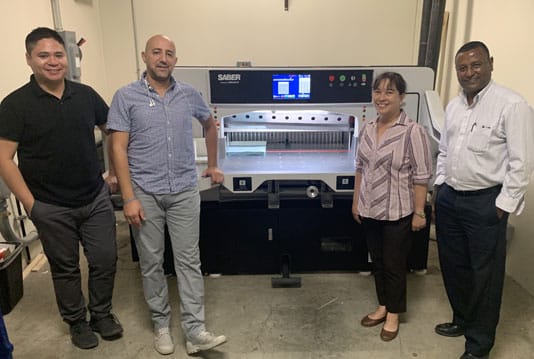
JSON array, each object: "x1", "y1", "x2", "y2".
[{"x1": 433, "y1": 41, "x2": 534, "y2": 359}]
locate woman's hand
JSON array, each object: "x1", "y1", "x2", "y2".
[
  {"x1": 411, "y1": 213, "x2": 426, "y2": 232},
  {"x1": 352, "y1": 204, "x2": 362, "y2": 224}
]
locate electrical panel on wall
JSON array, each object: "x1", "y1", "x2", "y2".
[{"x1": 58, "y1": 30, "x2": 81, "y2": 82}]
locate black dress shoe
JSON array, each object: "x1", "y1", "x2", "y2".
[
  {"x1": 435, "y1": 322, "x2": 465, "y2": 337},
  {"x1": 460, "y1": 352, "x2": 489, "y2": 359}
]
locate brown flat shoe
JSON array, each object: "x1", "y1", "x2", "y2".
[
  {"x1": 380, "y1": 326, "x2": 399, "y2": 341},
  {"x1": 361, "y1": 315, "x2": 386, "y2": 327}
]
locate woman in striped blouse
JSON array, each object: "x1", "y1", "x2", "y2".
[{"x1": 352, "y1": 72, "x2": 432, "y2": 341}]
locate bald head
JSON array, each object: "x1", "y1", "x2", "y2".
[
  {"x1": 142, "y1": 34, "x2": 177, "y2": 85},
  {"x1": 144, "y1": 34, "x2": 175, "y2": 53}
]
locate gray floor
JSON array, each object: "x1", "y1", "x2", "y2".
[{"x1": 4, "y1": 217, "x2": 534, "y2": 359}]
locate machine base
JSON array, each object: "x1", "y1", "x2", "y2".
[{"x1": 199, "y1": 197, "x2": 370, "y2": 275}]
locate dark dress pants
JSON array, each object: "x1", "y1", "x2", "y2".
[
  {"x1": 362, "y1": 215, "x2": 412, "y2": 313},
  {"x1": 435, "y1": 183, "x2": 508, "y2": 357},
  {"x1": 30, "y1": 184, "x2": 117, "y2": 324}
]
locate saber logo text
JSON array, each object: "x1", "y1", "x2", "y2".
[{"x1": 217, "y1": 74, "x2": 241, "y2": 81}]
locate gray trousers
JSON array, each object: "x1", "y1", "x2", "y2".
[
  {"x1": 131, "y1": 184, "x2": 205, "y2": 338},
  {"x1": 30, "y1": 184, "x2": 117, "y2": 324}
]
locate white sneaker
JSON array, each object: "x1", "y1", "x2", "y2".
[
  {"x1": 186, "y1": 330, "x2": 227, "y2": 354},
  {"x1": 154, "y1": 327, "x2": 174, "y2": 355}
]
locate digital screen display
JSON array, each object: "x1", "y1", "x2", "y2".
[{"x1": 272, "y1": 74, "x2": 311, "y2": 100}]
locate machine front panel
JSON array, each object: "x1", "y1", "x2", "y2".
[{"x1": 209, "y1": 69, "x2": 373, "y2": 104}]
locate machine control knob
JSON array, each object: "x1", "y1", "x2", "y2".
[{"x1": 306, "y1": 185, "x2": 319, "y2": 199}]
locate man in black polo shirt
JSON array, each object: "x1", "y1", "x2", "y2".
[{"x1": 0, "y1": 27, "x2": 123, "y2": 350}]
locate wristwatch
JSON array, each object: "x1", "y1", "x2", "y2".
[{"x1": 414, "y1": 211, "x2": 426, "y2": 219}]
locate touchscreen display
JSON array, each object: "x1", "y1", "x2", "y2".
[{"x1": 272, "y1": 74, "x2": 311, "y2": 100}]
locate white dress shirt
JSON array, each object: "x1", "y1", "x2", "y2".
[{"x1": 435, "y1": 80, "x2": 534, "y2": 214}]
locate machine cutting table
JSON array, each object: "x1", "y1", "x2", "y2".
[{"x1": 221, "y1": 151, "x2": 353, "y2": 175}]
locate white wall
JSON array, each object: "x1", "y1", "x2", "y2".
[
  {"x1": 0, "y1": 1, "x2": 53, "y2": 98},
  {"x1": 438, "y1": 0, "x2": 534, "y2": 105},
  {"x1": 1, "y1": 0, "x2": 425, "y2": 102},
  {"x1": 98, "y1": 0, "x2": 424, "y2": 101},
  {"x1": 98, "y1": 0, "x2": 138, "y2": 103},
  {"x1": 130, "y1": 0, "x2": 421, "y2": 66},
  {"x1": 0, "y1": 0, "x2": 108, "y2": 100}
]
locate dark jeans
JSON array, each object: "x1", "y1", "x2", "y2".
[
  {"x1": 435, "y1": 183, "x2": 508, "y2": 356},
  {"x1": 362, "y1": 215, "x2": 413, "y2": 313},
  {"x1": 30, "y1": 184, "x2": 117, "y2": 324},
  {"x1": 0, "y1": 311, "x2": 13, "y2": 358}
]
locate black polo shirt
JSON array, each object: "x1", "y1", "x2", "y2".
[{"x1": 0, "y1": 75, "x2": 108, "y2": 207}]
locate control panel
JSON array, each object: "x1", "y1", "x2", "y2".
[{"x1": 209, "y1": 69, "x2": 373, "y2": 104}]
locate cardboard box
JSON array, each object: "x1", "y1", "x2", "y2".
[{"x1": 0, "y1": 242, "x2": 23, "y2": 315}]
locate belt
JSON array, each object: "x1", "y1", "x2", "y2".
[{"x1": 445, "y1": 183, "x2": 502, "y2": 196}]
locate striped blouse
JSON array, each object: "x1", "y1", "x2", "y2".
[{"x1": 355, "y1": 111, "x2": 432, "y2": 221}]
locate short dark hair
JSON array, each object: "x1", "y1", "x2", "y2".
[
  {"x1": 456, "y1": 41, "x2": 491, "y2": 59},
  {"x1": 25, "y1": 27, "x2": 65, "y2": 54},
  {"x1": 373, "y1": 72, "x2": 407, "y2": 95}
]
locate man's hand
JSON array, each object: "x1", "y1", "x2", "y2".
[
  {"x1": 105, "y1": 175, "x2": 119, "y2": 194},
  {"x1": 123, "y1": 199, "x2": 145, "y2": 228},
  {"x1": 202, "y1": 166, "x2": 224, "y2": 184},
  {"x1": 496, "y1": 207, "x2": 507, "y2": 219}
]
